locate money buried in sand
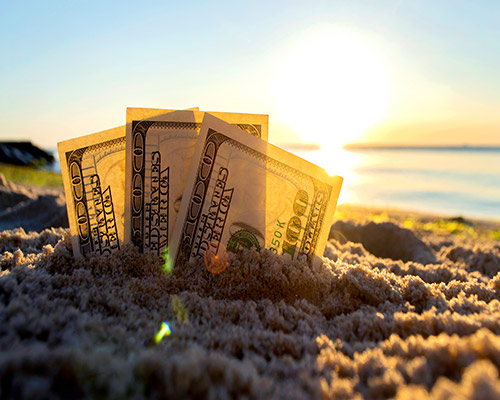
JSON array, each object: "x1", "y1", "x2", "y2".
[{"x1": 58, "y1": 108, "x2": 343, "y2": 270}]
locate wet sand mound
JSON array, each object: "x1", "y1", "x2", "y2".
[{"x1": 1, "y1": 220, "x2": 499, "y2": 399}]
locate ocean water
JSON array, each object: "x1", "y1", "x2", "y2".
[
  {"x1": 49, "y1": 146, "x2": 500, "y2": 220},
  {"x1": 287, "y1": 146, "x2": 500, "y2": 221}
]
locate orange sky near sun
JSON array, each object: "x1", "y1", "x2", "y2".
[{"x1": 357, "y1": 120, "x2": 500, "y2": 146}]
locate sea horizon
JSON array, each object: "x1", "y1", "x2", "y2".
[{"x1": 342, "y1": 143, "x2": 500, "y2": 152}]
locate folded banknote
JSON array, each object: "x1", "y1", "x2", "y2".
[
  {"x1": 58, "y1": 126, "x2": 126, "y2": 257},
  {"x1": 169, "y1": 114, "x2": 343, "y2": 270}
]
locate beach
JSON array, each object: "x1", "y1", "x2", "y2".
[{"x1": 1, "y1": 175, "x2": 499, "y2": 399}]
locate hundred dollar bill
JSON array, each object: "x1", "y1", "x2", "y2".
[
  {"x1": 58, "y1": 127, "x2": 126, "y2": 257},
  {"x1": 124, "y1": 108, "x2": 269, "y2": 256},
  {"x1": 57, "y1": 108, "x2": 184, "y2": 257},
  {"x1": 169, "y1": 114, "x2": 343, "y2": 269}
]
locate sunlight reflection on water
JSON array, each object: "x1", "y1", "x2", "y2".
[{"x1": 285, "y1": 146, "x2": 500, "y2": 220}]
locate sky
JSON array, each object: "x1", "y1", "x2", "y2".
[{"x1": 1, "y1": 0, "x2": 500, "y2": 149}]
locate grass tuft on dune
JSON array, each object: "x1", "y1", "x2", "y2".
[{"x1": 0, "y1": 163, "x2": 62, "y2": 187}]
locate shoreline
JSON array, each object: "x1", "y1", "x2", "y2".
[
  {"x1": 1, "y1": 166, "x2": 499, "y2": 240},
  {"x1": 1, "y1": 163, "x2": 499, "y2": 225},
  {"x1": 336, "y1": 203, "x2": 500, "y2": 231}
]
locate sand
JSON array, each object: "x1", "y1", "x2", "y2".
[
  {"x1": 0, "y1": 179, "x2": 499, "y2": 399},
  {"x1": 0, "y1": 173, "x2": 68, "y2": 232}
]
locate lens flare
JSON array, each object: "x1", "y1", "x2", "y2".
[
  {"x1": 171, "y1": 294, "x2": 189, "y2": 324},
  {"x1": 204, "y1": 242, "x2": 228, "y2": 274},
  {"x1": 162, "y1": 247, "x2": 173, "y2": 275},
  {"x1": 154, "y1": 321, "x2": 171, "y2": 344}
]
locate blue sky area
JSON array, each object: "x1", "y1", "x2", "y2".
[{"x1": 1, "y1": 1, "x2": 499, "y2": 148}]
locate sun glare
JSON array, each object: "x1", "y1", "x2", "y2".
[{"x1": 273, "y1": 27, "x2": 390, "y2": 150}]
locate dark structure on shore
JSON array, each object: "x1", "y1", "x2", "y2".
[{"x1": 0, "y1": 141, "x2": 54, "y2": 167}]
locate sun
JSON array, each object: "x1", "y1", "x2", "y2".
[{"x1": 273, "y1": 26, "x2": 390, "y2": 150}]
